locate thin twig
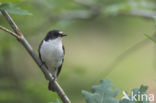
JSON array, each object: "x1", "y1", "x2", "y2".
[
  {"x1": 0, "y1": 10, "x2": 71, "y2": 103},
  {"x1": 93, "y1": 35, "x2": 155, "y2": 84},
  {"x1": 0, "y1": 25, "x2": 19, "y2": 38},
  {"x1": 1, "y1": 11, "x2": 22, "y2": 35},
  {"x1": 102, "y1": 39, "x2": 150, "y2": 77}
]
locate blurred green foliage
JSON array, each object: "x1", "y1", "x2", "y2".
[
  {"x1": 82, "y1": 79, "x2": 150, "y2": 103},
  {"x1": 0, "y1": 3, "x2": 31, "y2": 15},
  {"x1": 82, "y1": 79, "x2": 119, "y2": 103},
  {"x1": 22, "y1": 81, "x2": 59, "y2": 103},
  {"x1": 120, "y1": 85, "x2": 149, "y2": 103},
  {"x1": 144, "y1": 34, "x2": 156, "y2": 43},
  {"x1": 0, "y1": 0, "x2": 21, "y2": 3}
]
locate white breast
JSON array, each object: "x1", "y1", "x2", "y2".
[{"x1": 40, "y1": 37, "x2": 64, "y2": 73}]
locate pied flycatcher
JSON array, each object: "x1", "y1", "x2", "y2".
[{"x1": 38, "y1": 30, "x2": 67, "y2": 91}]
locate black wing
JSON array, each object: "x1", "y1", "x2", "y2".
[
  {"x1": 38, "y1": 40, "x2": 43, "y2": 62},
  {"x1": 57, "y1": 45, "x2": 65, "y2": 77}
]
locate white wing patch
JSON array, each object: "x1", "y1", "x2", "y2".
[{"x1": 59, "y1": 31, "x2": 63, "y2": 34}]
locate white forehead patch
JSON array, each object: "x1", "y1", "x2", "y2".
[{"x1": 59, "y1": 31, "x2": 63, "y2": 34}]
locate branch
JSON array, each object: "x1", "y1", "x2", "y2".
[
  {"x1": 102, "y1": 38, "x2": 150, "y2": 77},
  {"x1": 69, "y1": 1, "x2": 156, "y2": 20},
  {"x1": 74, "y1": 0, "x2": 93, "y2": 8},
  {"x1": 126, "y1": 10, "x2": 156, "y2": 20},
  {"x1": 92, "y1": 33, "x2": 156, "y2": 84},
  {"x1": 0, "y1": 26, "x2": 19, "y2": 38},
  {"x1": 1, "y1": 11, "x2": 22, "y2": 35},
  {"x1": 0, "y1": 10, "x2": 71, "y2": 103}
]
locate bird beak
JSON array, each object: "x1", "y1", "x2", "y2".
[{"x1": 61, "y1": 33, "x2": 67, "y2": 37}]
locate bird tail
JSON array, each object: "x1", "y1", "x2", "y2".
[{"x1": 48, "y1": 82, "x2": 56, "y2": 92}]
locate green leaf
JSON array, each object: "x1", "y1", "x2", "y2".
[
  {"x1": 139, "y1": 85, "x2": 148, "y2": 93},
  {"x1": 144, "y1": 34, "x2": 156, "y2": 43},
  {"x1": 82, "y1": 79, "x2": 150, "y2": 103},
  {"x1": 0, "y1": 3, "x2": 32, "y2": 15},
  {"x1": 56, "y1": 99, "x2": 61, "y2": 103},
  {"x1": 119, "y1": 85, "x2": 149, "y2": 103},
  {"x1": 82, "y1": 79, "x2": 119, "y2": 103},
  {"x1": 0, "y1": 0, "x2": 21, "y2": 3}
]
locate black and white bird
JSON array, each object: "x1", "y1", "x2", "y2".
[{"x1": 38, "y1": 30, "x2": 67, "y2": 91}]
